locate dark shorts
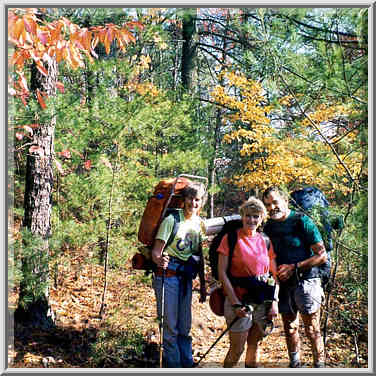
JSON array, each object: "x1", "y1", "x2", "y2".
[{"x1": 279, "y1": 278, "x2": 324, "y2": 315}]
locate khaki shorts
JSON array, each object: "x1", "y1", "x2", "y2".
[
  {"x1": 223, "y1": 297, "x2": 269, "y2": 333},
  {"x1": 279, "y1": 278, "x2": 324, "y2": 315}
]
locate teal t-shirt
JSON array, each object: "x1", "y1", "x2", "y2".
[
  {"x1": 156, "y1": 209, "x2": 206, "y2": 261},
  {"x1": 263, "y1": 210, "x2": 322, "y2": 266}
]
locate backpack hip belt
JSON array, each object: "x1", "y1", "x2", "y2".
[
  {"x1": 230, "y1": 273, "x2": 277, "y2": 305},
  {"x1": 296, "y1": 265, "x2": 321, "y2": 281},
  {"x1": 155, "y1": 267, "x2": 179, "y2": 277}
]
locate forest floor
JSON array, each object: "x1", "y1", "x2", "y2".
[{"x1": 8, "y1": 247, "x2": 368, "y2": 370}]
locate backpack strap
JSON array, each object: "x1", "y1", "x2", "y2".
[
  {"x1": 227, "y1": 229, "x2": 238, "y2": 276},
  {"x1": 222, "y1": 219, "x2": 243, "y2": 277},
  {"x1": 294, "y1": 212, "x2": 324, "y2": 280},
  {"x1": 165, "y1": 209, "x2": 181, "y2": 248},
  {"x1": 260, "y1": 232, "x2": 270, "y2": 251}
]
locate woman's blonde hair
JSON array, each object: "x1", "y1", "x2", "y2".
[{"x1": 239, "y1": 196, "x2": 267, "y2": 221}]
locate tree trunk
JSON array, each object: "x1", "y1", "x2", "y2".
[
  {"x1": 207, "y1": 10, "x2": 231, "y2": 217},
  {"x1": 207, "y1": 109, "x2": 222, "y2": 218},
  {"x1": 181, "y1": 8, "x2": 197, "y2": 90},
  {"x1": 14, "y1": 59, "x2": 57, "y2": 329}
]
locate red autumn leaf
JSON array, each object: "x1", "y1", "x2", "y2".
[
  {"x1": 37, "y1": 29, "x2": 48, "y2": 44},
  {"x1": 125, "y1": 21, "x2": 144, "y2": 31},
  {"x1": 13, "y1": 18, "x2": 25, "y2": 41},
  {"x1": 21, "y1": 96, "x2": 28, "y2": 106},
  {"x1": 84, "y1": 160, "x2": 91, "y2": 170},
  {"x1": 8, "y1": 12, "x2": 18, "y2": 35},
  {"x1": 101, "y1": 157, "x2": 112, "y2": 169},
  {"x1": 29, "y1": 145, "x2": 44, "y2": 157},
  {"x1": 18, "y1": 73, "x2": 28, "y2": 92},
  {"x1": 36, "y1": 89, "x2": 47, "y2": 109},
  {"x1": 15, "y1": 132, "x2": 24, "y2": 140},
  {"x1": 36, "y1": 62, "x2": 48, "y2": 77},
  {"x1": 56, "y1": 81, "x2": 65, "y2": 93},
  {"x1": 54, "y1": 159, "x2": 64, "y2": 174},
  {"x1": 24, "y1": 16, "x2": 37, "y2": 36},
  {"x1": 11, "y1": 50, "x2": 25, "y2": 69},
  {"x1": 59, "y1": 149, "x2": 71, "y2": 159},
  {"x1": 23, "y1": 125, "x2": 33, "y2": 135}
]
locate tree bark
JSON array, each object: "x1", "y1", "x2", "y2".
[
  {"x1": 15, "y1": 59, "x2": 57, "y2": 329},
  {"x1": 207, "y1": 10, "x2": 231, "y2": 218},
  {"x1": 181, "y1": 8, "x2": 197, "y2": 90}
]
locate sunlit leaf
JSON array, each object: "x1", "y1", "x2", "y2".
[
  {"x1": 36, "y1": 89, "x2": 46, "y2": 109},
  {"x1": 56, "y1": 81, "x2": 65, "y2": 94},
  {"x1": 54, "y1": 159, "x2": 64, "y2": 174},
  {"x1": 36, "y1": 62, "x2": 48, "y2": 77},
  {"x1": 23, "y1": 125, "x2": 33, "y2": 135},
  {"x1": 15, "y1": 132, "x2": 24, "y2": 140},
  {"x1": 29, "y1": 145, "x2": 44, "y2": 156},
  {"x1": 84, "y1": 160, "x2": 91, "y2": 170},
  {"x1": 59, "y1": 149, "x2": 71, "y2": 159}
]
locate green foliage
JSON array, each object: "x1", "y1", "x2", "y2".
[
  {"x1": 339, "y1": 194, "x2": 368, "y2": 281},
  {"x1": 49, "y1": 53, "x2": 209, "y2": 270},
  {"x1": 89, "y1": 328, "x2": 146, "y2": 367},
  {"x1": 9, "y1": 10, "x2": 368, "y2": 351},
  {"x1": 8, "y1": 237, "x2": 23, "y2": 292},
  {"x1": 13, "y1": 229, "x2": 49, "y2": 309}
]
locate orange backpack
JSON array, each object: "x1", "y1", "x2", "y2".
[
  {"x1": 138, "y1": 176, "x2": 191, "y2": 246},
  {"x1": 132, "y1": 176, "x2": 191, "y2": 270}
]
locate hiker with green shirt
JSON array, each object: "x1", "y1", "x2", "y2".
[
  {"x1": 262, "y1": 186, "x2": 327, "y2": 368},
  {"x1": 151, "y1": 181, "x2": 207, "y2": 368}
]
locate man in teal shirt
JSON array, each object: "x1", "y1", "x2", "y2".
[{"x1": 262, "y1": 186, "x2": 327, "y2": 368}]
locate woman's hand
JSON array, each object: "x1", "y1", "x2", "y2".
[
  {"x1": 151, "y1": 250, "x2": 169, "y2": 269},
  {"x1": 151, "y1": 239, "x2": 168, "y2": 269},
  {"x1": 158, "y1": 253, "x2": 169, "y2": 269},
  {"x1": 233, "y1": 305, "x2": 251, "y2": 318}
]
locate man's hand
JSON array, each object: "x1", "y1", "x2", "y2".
[{"x1": 277, "y1": 263, "x2": 296, "y2": 282}]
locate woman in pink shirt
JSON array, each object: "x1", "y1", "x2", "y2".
[{"x1": 217, "y1": 197, "x2": 279, "y2": 368}]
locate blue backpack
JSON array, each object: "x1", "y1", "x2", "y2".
[{"x1": 290, "y1": 187, "x2": 343, "y2": 286}]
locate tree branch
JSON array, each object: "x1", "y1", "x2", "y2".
[
  {"x1": 281, "y1": 66, "x2": 366, "y2": 105},
  {"x1": 197, "y1": 42, "x2": 245, "y2": 66},
  {"x1": 197, "y1": 30, "x2": 257, "y2": 49},
  {"x1": 281, "y1": 13, "x2": 359, "y2": 39},
  {"x1": 279, "y1": 74, "x2": 356, "y2": 185}
]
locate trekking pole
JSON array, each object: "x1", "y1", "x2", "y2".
[
  {"x1": 159, "y1": 264, "x2": 166, "y2": 368},
  {"x1": 194, "y1": 315, "x2": 241, "y2": 367}
]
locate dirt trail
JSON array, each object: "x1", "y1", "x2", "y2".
[
  {"x1": 9, "y1": 256, "x2": 367, "y2": 369},
  {"x1": 190, "y1": 290, "x2": 311, "y2": 368}
]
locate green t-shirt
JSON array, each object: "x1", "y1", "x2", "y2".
[
  {"x1": 156, "y1": 209, "x2": 206, "y2": 261},
  {"x1": 263, "y1": 210, "x2": 323, "y2": 265}
]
